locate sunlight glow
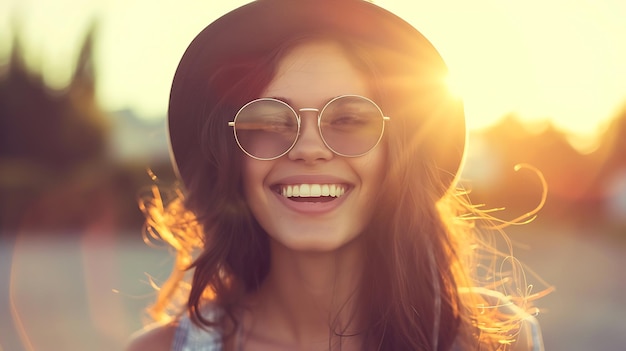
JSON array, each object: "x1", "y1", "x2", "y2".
[
  {"x1": 1, "y1": 0, "x2": 625, "y2": 134},
  {"x1": 379, "y1": 0, "x2": 626, "y2": 134},
  {"x1": 444, "y1": 72, "x2": 464, "y2": 102}
]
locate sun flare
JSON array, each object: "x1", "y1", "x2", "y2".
[
  {"x1": 378, "y1": 0, "x2": 626, "y2": 136},
  {"x1": 1, "y1": 0, "x2": 624, "y2": 136}
]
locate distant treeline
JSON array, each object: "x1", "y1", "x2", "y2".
[{"x1": 464, "y1": 109, "x2": 626, "y2": 228}]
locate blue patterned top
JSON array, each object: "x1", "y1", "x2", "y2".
[{"x1": 171, "y1": 290, "x2": 544, "y2": 351}]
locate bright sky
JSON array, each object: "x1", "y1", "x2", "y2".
[{"x1": 1, "y1": 0, "x2": 625, "y2": 138}]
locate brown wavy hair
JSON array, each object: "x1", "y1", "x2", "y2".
[{"x1": 139, "y1": 34, "x2": 545, "y2": 350}]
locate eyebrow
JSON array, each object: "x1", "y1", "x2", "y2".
[
  {"x1": 268, "y1": 96, "x2": 292, "y2": 106},
  {"x1": 263, "y1": 96, "x2": 342, "y2": 109}
]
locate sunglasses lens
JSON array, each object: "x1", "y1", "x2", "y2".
[
  {"x1": 320, "y1": 96, "x2": 385, "y2": 156},
  {"x1": 233, "y1": 99, "x2": 298, "y2": 159}
]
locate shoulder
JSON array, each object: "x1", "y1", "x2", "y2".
[
  {"x1": 125, "y1": 321, "x2": 178, "y2": 351},
  {"x1": 126, "y1": 309, "x2": 224, "y2": 351}
]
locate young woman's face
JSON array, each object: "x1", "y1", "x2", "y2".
[{"x1": 242, "y1": 41, "x2": 386, "y2": 252}]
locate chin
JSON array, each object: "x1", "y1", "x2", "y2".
[{"x1": 271, "y1": 230, "x2": 364, "y2": 254}]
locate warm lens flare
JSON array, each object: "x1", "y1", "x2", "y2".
[
  {"x1": 379, "y1": 0, "x2": 626, "y2": 137},
  {"x1": 2, "y1": 0, "x2": 624, "y2": 134}
]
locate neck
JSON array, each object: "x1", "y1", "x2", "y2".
[{"x1": 244, "y1": 238, "x2": 366, "y2": 349}]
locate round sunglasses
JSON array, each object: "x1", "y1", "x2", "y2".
[{"x1": 228, "y1": 95, "x2": 390, "y2": 160}]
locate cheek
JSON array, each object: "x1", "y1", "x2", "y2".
[
  {"x1": 242, "y1": 159, "x2": 260, "y2": 196},
  {"x1": 242, "y1": 158, "x2": 273, "y2": 207},
  {"x1": 351, "y1": 146, "x2": 387, "y2": 207},
  {"x1": 365, "y1": 143, "x2": 387, "y2": 183}
]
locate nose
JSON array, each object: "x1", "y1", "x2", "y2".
[{"x1": 287, "y1": 110, "x2": 333, "y2": 163}]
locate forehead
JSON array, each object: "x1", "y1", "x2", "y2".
[{"x1": 261, "y1": 41, "x2": 371, "y2": 105}]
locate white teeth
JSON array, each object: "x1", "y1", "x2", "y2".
[
  {"x1": 300, "y1": 184, "x2": 310, "y2": 196},
  {"x1": 311, "y1": 184, "x2": 321, "y2": 197},
  {"x1": 280, "y1": 184, "x2": 346, "y2": 198},
  {"x1": 321, "y1": 184, "x2": 329, "y2": 196}
]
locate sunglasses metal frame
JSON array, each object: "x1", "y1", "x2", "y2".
[{"x1": 228, "y1": 95, "x2": 390, "y2": 160}]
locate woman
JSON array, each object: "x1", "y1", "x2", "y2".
[{"x1": 128, "y1": 0, "x2": 544, "y2": 350}]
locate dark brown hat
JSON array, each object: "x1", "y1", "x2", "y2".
[{"x1": 168, "y1": 0, "x2": 466, "y2": 191}]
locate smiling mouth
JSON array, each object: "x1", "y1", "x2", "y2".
[{"x1": 274, "y1": 184, "x2": 347, "y2": 202}]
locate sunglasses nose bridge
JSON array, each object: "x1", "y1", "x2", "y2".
[
  {"x1": 287, "y1": 107, "x2": 334, "y2": 158},
  {"x1": 297, "y1": 107, "x2": 322, "y2": 135},
  {"x1": 298, "y1": 107, "x2": 320, "y2": 118}
]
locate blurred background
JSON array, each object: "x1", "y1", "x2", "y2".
[{"x1": 1, "y1": 0, "x2": 625, "y2": 350}]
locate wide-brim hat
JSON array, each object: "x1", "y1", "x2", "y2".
[{"x1": 168, "y1": 0, "x2": 466, "y2": 192}]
